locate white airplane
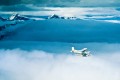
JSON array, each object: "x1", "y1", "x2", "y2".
[{"x1": 71, "y1": 47, "x2": 91, "y2": 57}]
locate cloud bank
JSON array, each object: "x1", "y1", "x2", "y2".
[{"x1": 0, "y1": 48, "x2": 120, "y2": 80}]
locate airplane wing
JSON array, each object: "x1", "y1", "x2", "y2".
[{"x1": 80, "y1": 48, "x2": 87, "y2": 52}]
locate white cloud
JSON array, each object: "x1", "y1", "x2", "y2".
[{"x1": 0, "y1": 49, "x2": 120, "y2": 80}]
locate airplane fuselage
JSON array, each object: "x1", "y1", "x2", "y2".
[{"x1": 71, "y1": 47, "x2": 90, "y2": 57}]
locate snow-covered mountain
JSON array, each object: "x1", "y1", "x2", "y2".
[
  {"x1": 0, "y1": 13, "x2": 36, "y2": 40},
  {"x1": 48, "y1": 14, "x2": 79, "y2": 20}
]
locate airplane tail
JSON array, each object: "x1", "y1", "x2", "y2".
[
  {"x1": 72, "y1": 47, "x2": 75, "y2": 51},
  {"x1": 70, "y1": 47, "x2": 75, "y2": 52}
]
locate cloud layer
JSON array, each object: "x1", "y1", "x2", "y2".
[{"x1": 0, "y1": 48, "x2": 120, "y2": 80}]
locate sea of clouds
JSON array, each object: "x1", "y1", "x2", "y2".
[{"x1": 0, "y1": 46, "x2": 120, "y2": 80}]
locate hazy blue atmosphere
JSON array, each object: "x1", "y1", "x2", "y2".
[{"x1": 0, "y1": 0, "x2": 120, "y2": 80}]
